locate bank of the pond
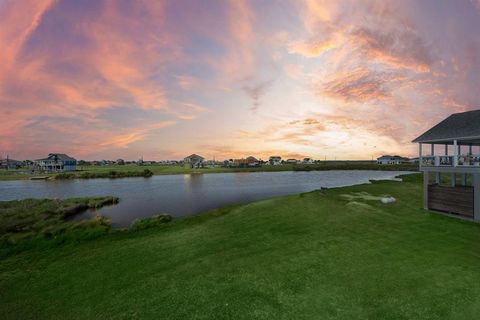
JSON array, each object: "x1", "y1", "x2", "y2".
[
  {"x1": 0, "y1": 162, "x2": 418, "y2": 181},
  {"x1": 0, "y1": 170, "x2": 414, "y2": 227},
  {"x1": 3, "y1": 173, "x2": 480, "y2": 319}
]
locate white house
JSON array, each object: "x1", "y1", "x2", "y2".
[
  {"x1": 412, "y1": 109, "x2": 480, "y2": 220},
  {"x1": 376, "y1": 155, "x2": 408, "y2": 165},
  {"x1": 303, "y1": 157, "x2": 314, "y2": 164},
  {"x1": 35, "y1": 153, "x2": 77, "y2": 172},
  {"x1": 184, "y1": 154, "x2": 205, "y2": 168},
  {"x1": 268, "y1": 156, "x2": 282, "y2": 165},
  {"x1": 246, "y1": 156, "x2": 260, "y2": 167}
]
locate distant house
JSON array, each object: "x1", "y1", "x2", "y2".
[
  {"x1": 35, "y1": 153, "x2": 77, "y2": 172},
  {"x1": 269, "y1": 156, "x2": 282, "y2": 165},
  {"x1": 0, "y1": 158, "x2": 22, "y2": 170},
  {"x1": 184, "y1": 154, "x2": 205, "y2": 168},
  {"x1": 286, "y1": 159, "x2": 298, "y2": 164},
  {"x1": 246, "y1": 156, "x2": 260, "y2": 167},
  {"x1": 116, "y1": 159, "x2": 125, "y2": 165},
  {"x1": 232, "y1": 159, "x2": 247, "y2": 167},
  {"x1": 376, "y1": 155, "x2": 409, "y2": 165},
  {"x1": 303, "y1": 157, "x2": 314, "y2": 164}
]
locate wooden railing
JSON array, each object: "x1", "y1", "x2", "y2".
[{"x1": 421, "y1": 155, "x2": 480, "y2": 167}]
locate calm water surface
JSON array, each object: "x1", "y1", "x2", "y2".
[{"x1": 0, "y1": 170, "x2": 411, "y2": 227}]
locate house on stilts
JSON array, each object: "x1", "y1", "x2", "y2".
[{"x1": 413, "y1": 110, "x2": 480, "y2": 221}]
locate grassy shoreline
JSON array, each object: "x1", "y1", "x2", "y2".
[
  {"x1": 0, "y1": 196, "x2": 119, "y2": 255},
  {"x1": 0, "y1": 162, "x2": 418, "y2": 181},
  {"x1": 3, "y1": 173, "x2": 480, "y2": 319}
]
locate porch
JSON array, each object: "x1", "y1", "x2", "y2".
[{"x1": 412, "y1": 110, "x2": 480, "y2": 221}]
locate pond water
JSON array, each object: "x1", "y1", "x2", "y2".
[{"x1": 0, "y1": 170, "x2": 411, "y2": 227}]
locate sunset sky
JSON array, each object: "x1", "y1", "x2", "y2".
[{"x1": 1, "y1": 0, "x2": 480, "y2": 161}]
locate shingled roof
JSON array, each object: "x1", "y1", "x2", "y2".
[
  {"x1": 36, "y1": 153, "x2": 77, "y2": 161},
  {"x1": 412, "y1": 110, "x2": 480, "y2": 144}
]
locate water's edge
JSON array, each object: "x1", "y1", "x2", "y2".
[{"x1": 0, "y1": 170, "x2": 415, "y2": 227}]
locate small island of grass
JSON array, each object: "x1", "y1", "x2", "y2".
[{"x1": 0, "y1": 196, "x2": 119, "y2": 254}]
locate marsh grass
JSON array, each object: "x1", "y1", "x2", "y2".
[
  {"x1": 55, "y1": 169, "x2": 154, "y2": 180},
  {"x1": 0, "y1": 196, "x2": 118, "y2": 255},
  {"x1": 130, "y1": 214, "x2": 172, "y2": 231}
]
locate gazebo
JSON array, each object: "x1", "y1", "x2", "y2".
[{"x1": 412, "y1": 110, "x2": 480, "y2": 220}]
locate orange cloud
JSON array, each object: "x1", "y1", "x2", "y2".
[
  {"x1": 288, "y1": 39, "x2": 335, "y2": 58},
  {"x1": 351, "y1": 27, "x2": 432, "y2": 73},
  {"x1": 320, "y1": 68, "x2": 393, "y2": 103},
  {"x1": 0, "y1": 0, "x2": 54, "y2": 79},
  {"x1": 99, "y1": 121, "x2": 176, "y2": 149}
]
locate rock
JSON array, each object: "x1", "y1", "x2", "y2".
[{"x1": 381, "y1": 196, "x2": 396, "y2": 204}]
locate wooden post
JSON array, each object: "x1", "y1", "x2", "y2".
[
  {"x1": 423, "y1": 170, "x2": 429, "y2": 210},
  {"x1": 451, "y1": 173, "x2": 456, "y2": 187},
  {"x1": 445, "y1": 144, "x2": 448, "y2": 156},
  {"x1": 462, "y1": 173, "x2": 467, "y2": 186},
  {"x1": 431, "y1": 144, "x2": 435, "y2": 156},
  {"x1": 474, "y1": 174, "x2": 480, "y2": 221},
  {"x1": 435, "y1": 172, "x2": 440, "y2": 184},
  {"x1": 453, "y1": 140, "x2": 458, "y2": 167}
]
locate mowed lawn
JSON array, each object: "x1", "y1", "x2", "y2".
[{"x1": 2, "y1": 174, "x2": 480, "y2": 319}]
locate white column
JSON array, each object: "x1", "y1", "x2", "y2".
[
  {"x1": 431, "y1": 144, "x2": 439, "y2": 166},
  {"x1": 419, "y1": 143, "x2": 423, "y2": 168},
  {"x1": 453, "y1": 140, "x2": 458, "y2": 167}
]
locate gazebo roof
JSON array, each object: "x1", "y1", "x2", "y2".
[{"x1": 412, "y1": 109, "x2": 480, "y2": 145}]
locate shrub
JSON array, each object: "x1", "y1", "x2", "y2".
[
  {"x1": 142, "y1": 169, "x2": 154, "y2": 177},
  {"x1": 130, "y1": 214, "x2": 172, "y2": 231}
]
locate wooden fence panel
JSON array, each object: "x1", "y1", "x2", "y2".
[{"x1": 428, "y1": 184, "x2": 474, "y2": 217}]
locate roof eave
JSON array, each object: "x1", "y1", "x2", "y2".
[{"x1": 412, "y1": 135, "x2": 480, "y2": 144}]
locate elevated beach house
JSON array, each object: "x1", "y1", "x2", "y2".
[
  {"x1": 184, "y1": 154, "x2": 205, "y2": 168},
  {"x1": 35, "y1": 153, "x2": 77, "y2": 172},
  {"x1": 412, "y1": 110, "x2": 480, "y2": 221},
  {"x1": 377, "y1": 155, "x2": 409, "y2": 165}
]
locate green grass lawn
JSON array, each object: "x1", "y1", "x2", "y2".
[{"x1": 2, "y1": 173, "x2": 480, "y2": 319}]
